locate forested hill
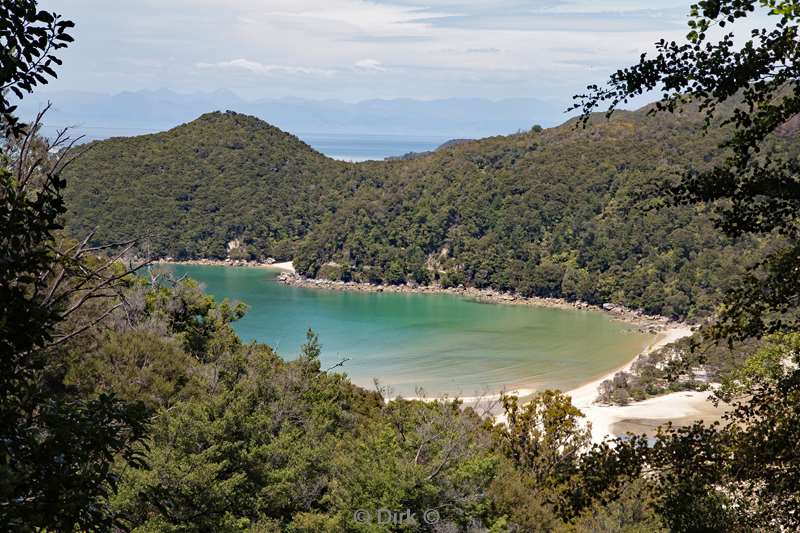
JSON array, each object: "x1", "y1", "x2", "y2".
[
  {"x1": 63, "y1": 111, "x2": 353, "y2": 259},
  {"x1": 63, "y1": 107, "x2": 784, "y2": 320}
]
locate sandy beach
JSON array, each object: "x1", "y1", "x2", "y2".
[
  {"x1": 565, "y1": 326, "x2": 726, "y2": 443},
  {"x1": 404, "y1": 327, "x2": 710, "y2": 445},
  {"x1": 159, "y1": 258, "x2": 718, "y2": 441},
  {"x1": 270, "y1": 261, "x2": 295, "y2": 272},
  {"x1": 154, "y1": 258, "x2": 296, "y2": 273}
]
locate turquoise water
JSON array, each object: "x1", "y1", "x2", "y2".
[{"x1": 160, "y1": 265, "x2": 653, "y2": 398}]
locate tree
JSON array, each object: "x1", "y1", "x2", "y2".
[
  {"x1": 572, "y1": 0, "x2": 800, "y2": 341},
  {"x1": 0, "y1": 111, "x2": 151, "y2": 531},
  {"x1": 717, "y1": 332, "x2": 800, "y2": 400},
  {"x1": 0, "y1": 0, "x2": 73, "y2": 137},
  {"x1": 566, "y1": 479, "x2": 666, "y2": 533},
  {"x1": 497, "y1": 391, "x2": 590, "y2": 488},
  {"x1": 571, "y1": 3, "x2": 800, "y2": 529},
  {"x1": 0, "y1": 3, "x2": 154, "y2": 529}
]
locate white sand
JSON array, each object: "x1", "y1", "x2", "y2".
[
  {"x1": 278, "y1": 264, "x2": 710, "y2": 440},
  {"x1": 401, "y1": 326, "x2": 707, "y2": 443},
  {"x1": 401, "y1": 388, "x2": 536, "y2": 404},
  {"x1": 581, "y1": 390, "x2": 722, "y2": 443},
  {"x1": 269, "y1": 261, "x2": 295, "y2": 272},
  {"x1": 565, "y1": 326, "x2": 714, "y2": 443}
]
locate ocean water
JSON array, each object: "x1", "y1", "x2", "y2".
[
  {"x1": 301, "y1": 133, "x2": 451, "y2": 162},
  {"x1": 161, "y1": 265, "x2": 653, "y2": 398}
]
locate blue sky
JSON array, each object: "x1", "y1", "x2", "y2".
[{"x1": 35, "y1": 1, "x2": 724, "y2": 102}]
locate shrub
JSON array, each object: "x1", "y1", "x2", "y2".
[{"x1": 612, "y1": 389, "x2": 630, "y2": 406}]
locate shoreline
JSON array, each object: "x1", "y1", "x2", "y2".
[
  {"x1": 153, "y1": 257, "x2": 296, "y2": 272},
  {"x1": 566, "y1": 325, "x2": 699, "y2": 443},
  {"x1": 486, "y1": 326, "x2": 698, "y2": 443},
  {"x1": 567, "y1": 325, "x2": 694, "y2": 408},
  {"x1": 156, "y1": 258, "x2": 712, "y2": 441},
  {"x1": 154, "y1": 257, "x2": 680, "y2": 331},
  {"x1": 276, "y1": 271, "x2": 683, "y2": 333},
  {"x1": 386, "y1": 325, "x2": 714, "y2": 445}
]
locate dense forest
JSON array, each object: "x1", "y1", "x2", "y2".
[
  {"x1": 63, "y1": 106, "x2": 793, "y2": 321},
  {"x1": 62, "y1": 111, "x2": 353, "y2": 261},
  {"x1": 6, "y1": 0, "x2": 800, "y2": 531}
]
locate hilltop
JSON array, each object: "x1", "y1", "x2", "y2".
[
  {"x1": 17, "y1": 90, "x2": 570, "y2": 141},
  {"x1": 384, "y1": 138, "x2": 476, "y2": 160},
  {"x1": 64, "y1": 111, "x2": 352, "y2": 259},
  {"x1": 62, "y1": 107, "x2": 784, "y2": 320}
]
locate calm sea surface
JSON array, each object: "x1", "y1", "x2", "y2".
[
  {"x1": 301, "y1": 133, "x2": 450, "y2": 162},
  {"x1": 162, "y1": 265, "x2": 653, "y2": 397}
]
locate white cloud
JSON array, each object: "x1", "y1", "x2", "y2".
[
  {"x1": 196, "y1": 58, "x2": 335, "y2": 77},
  {"x1": 354, "y1": 58, "x2": 386, "y2": 71},
  {"x1": 38, "y1": 0, "x2": 767, "y2": 102}
]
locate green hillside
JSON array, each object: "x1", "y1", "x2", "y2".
[
  {"x1": 63, "y1": 107, "x2": 782, "y2": 320},
  {"x1": 63, "y1": 111, "x2": 352, "y2": 259}
]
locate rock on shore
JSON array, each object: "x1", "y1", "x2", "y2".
[{"x1": 276, "y1": 272, "x2": 674, "y2": 333}]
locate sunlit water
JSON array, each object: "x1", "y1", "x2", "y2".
[{"x1": 161, "y1": 265, "x2": 654, "y2": 398}]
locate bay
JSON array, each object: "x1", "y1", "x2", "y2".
[
  {"x1": 162, "y1": 265, "x2": 653, "y2": 398},
  {"x1": 300, "y1": 132, "x2": 450, "y2": 162}
]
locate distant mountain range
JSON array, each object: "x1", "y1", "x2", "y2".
[{"x1": 16, "y1": 89, "x2": 572, "y2": 141}]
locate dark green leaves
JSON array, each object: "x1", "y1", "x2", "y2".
[
  {"x1": 573, "y1": 0, "x2": 800, "y2": 339},
  {"x1": 0, "y1": 1, "x2": 74, "y2": 137}
]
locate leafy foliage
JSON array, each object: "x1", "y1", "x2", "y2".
[
  {"x1": 62, "y1": 107, "x2": 774, "y2": 320},
  {"x1": 572, "y1": 0, "x2": 800, "y2": 339},
  {"x1": 567, "y1": 2, "x2": 800, "y2": 531},
  {"x1": 0, "y1": 134, "x2": 149, "y2": 530},
  {"x1": 0, "y1": 0, "x2": 73, "y2": 137},
  {"x1": 498, "y1": 392, "x2": 590, "y2": 490},
  {"x1": 0, "y1": 3, "x2": 155, "y2": 528}
]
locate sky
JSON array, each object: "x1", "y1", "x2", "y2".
[{"x1": 35, "y1": 0, "x2": 705, "y2": 103}]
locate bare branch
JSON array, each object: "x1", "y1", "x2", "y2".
[
  {"x1": 42, "y1": 233, "x2": 95, "y2": 305},
  {"x1": 15, "y1": 104, "x2": 50, "y2": 188},
  {"x1": 52, "y1": 241, "x2": 141, "y2": 305},
  {"x1": 323, "y1": 357, "x2": 350, "y2": 372},
  {"x1": 49, "y1": 302, "x2": 124, "y2": 348}
]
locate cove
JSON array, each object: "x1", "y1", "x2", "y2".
[{"x1": 161, "y1": 264, "x2": 654, "y2": 398}]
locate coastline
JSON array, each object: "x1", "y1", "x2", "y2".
[
  {"x1": 154, "y1": 257, "x2": 678, "y2": 331},
  {"x1": 565, "y1": 325, "x2": 702, "y2": 443},
  {"x1": 153, "y1": 257, "x2": 296, "y2": 272},
  {"x1": 486, "y1": 326, "x2": 700, "y2": 442},
  {"x1": 567, "y1": 325, "x2": 694, "y2": 408},
  {"x1": 156, "y1": 258, "x2": 714, "y2": 441},
  {"x1": 276, "y1": 270, "x2": 680, "y2": 333}
]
